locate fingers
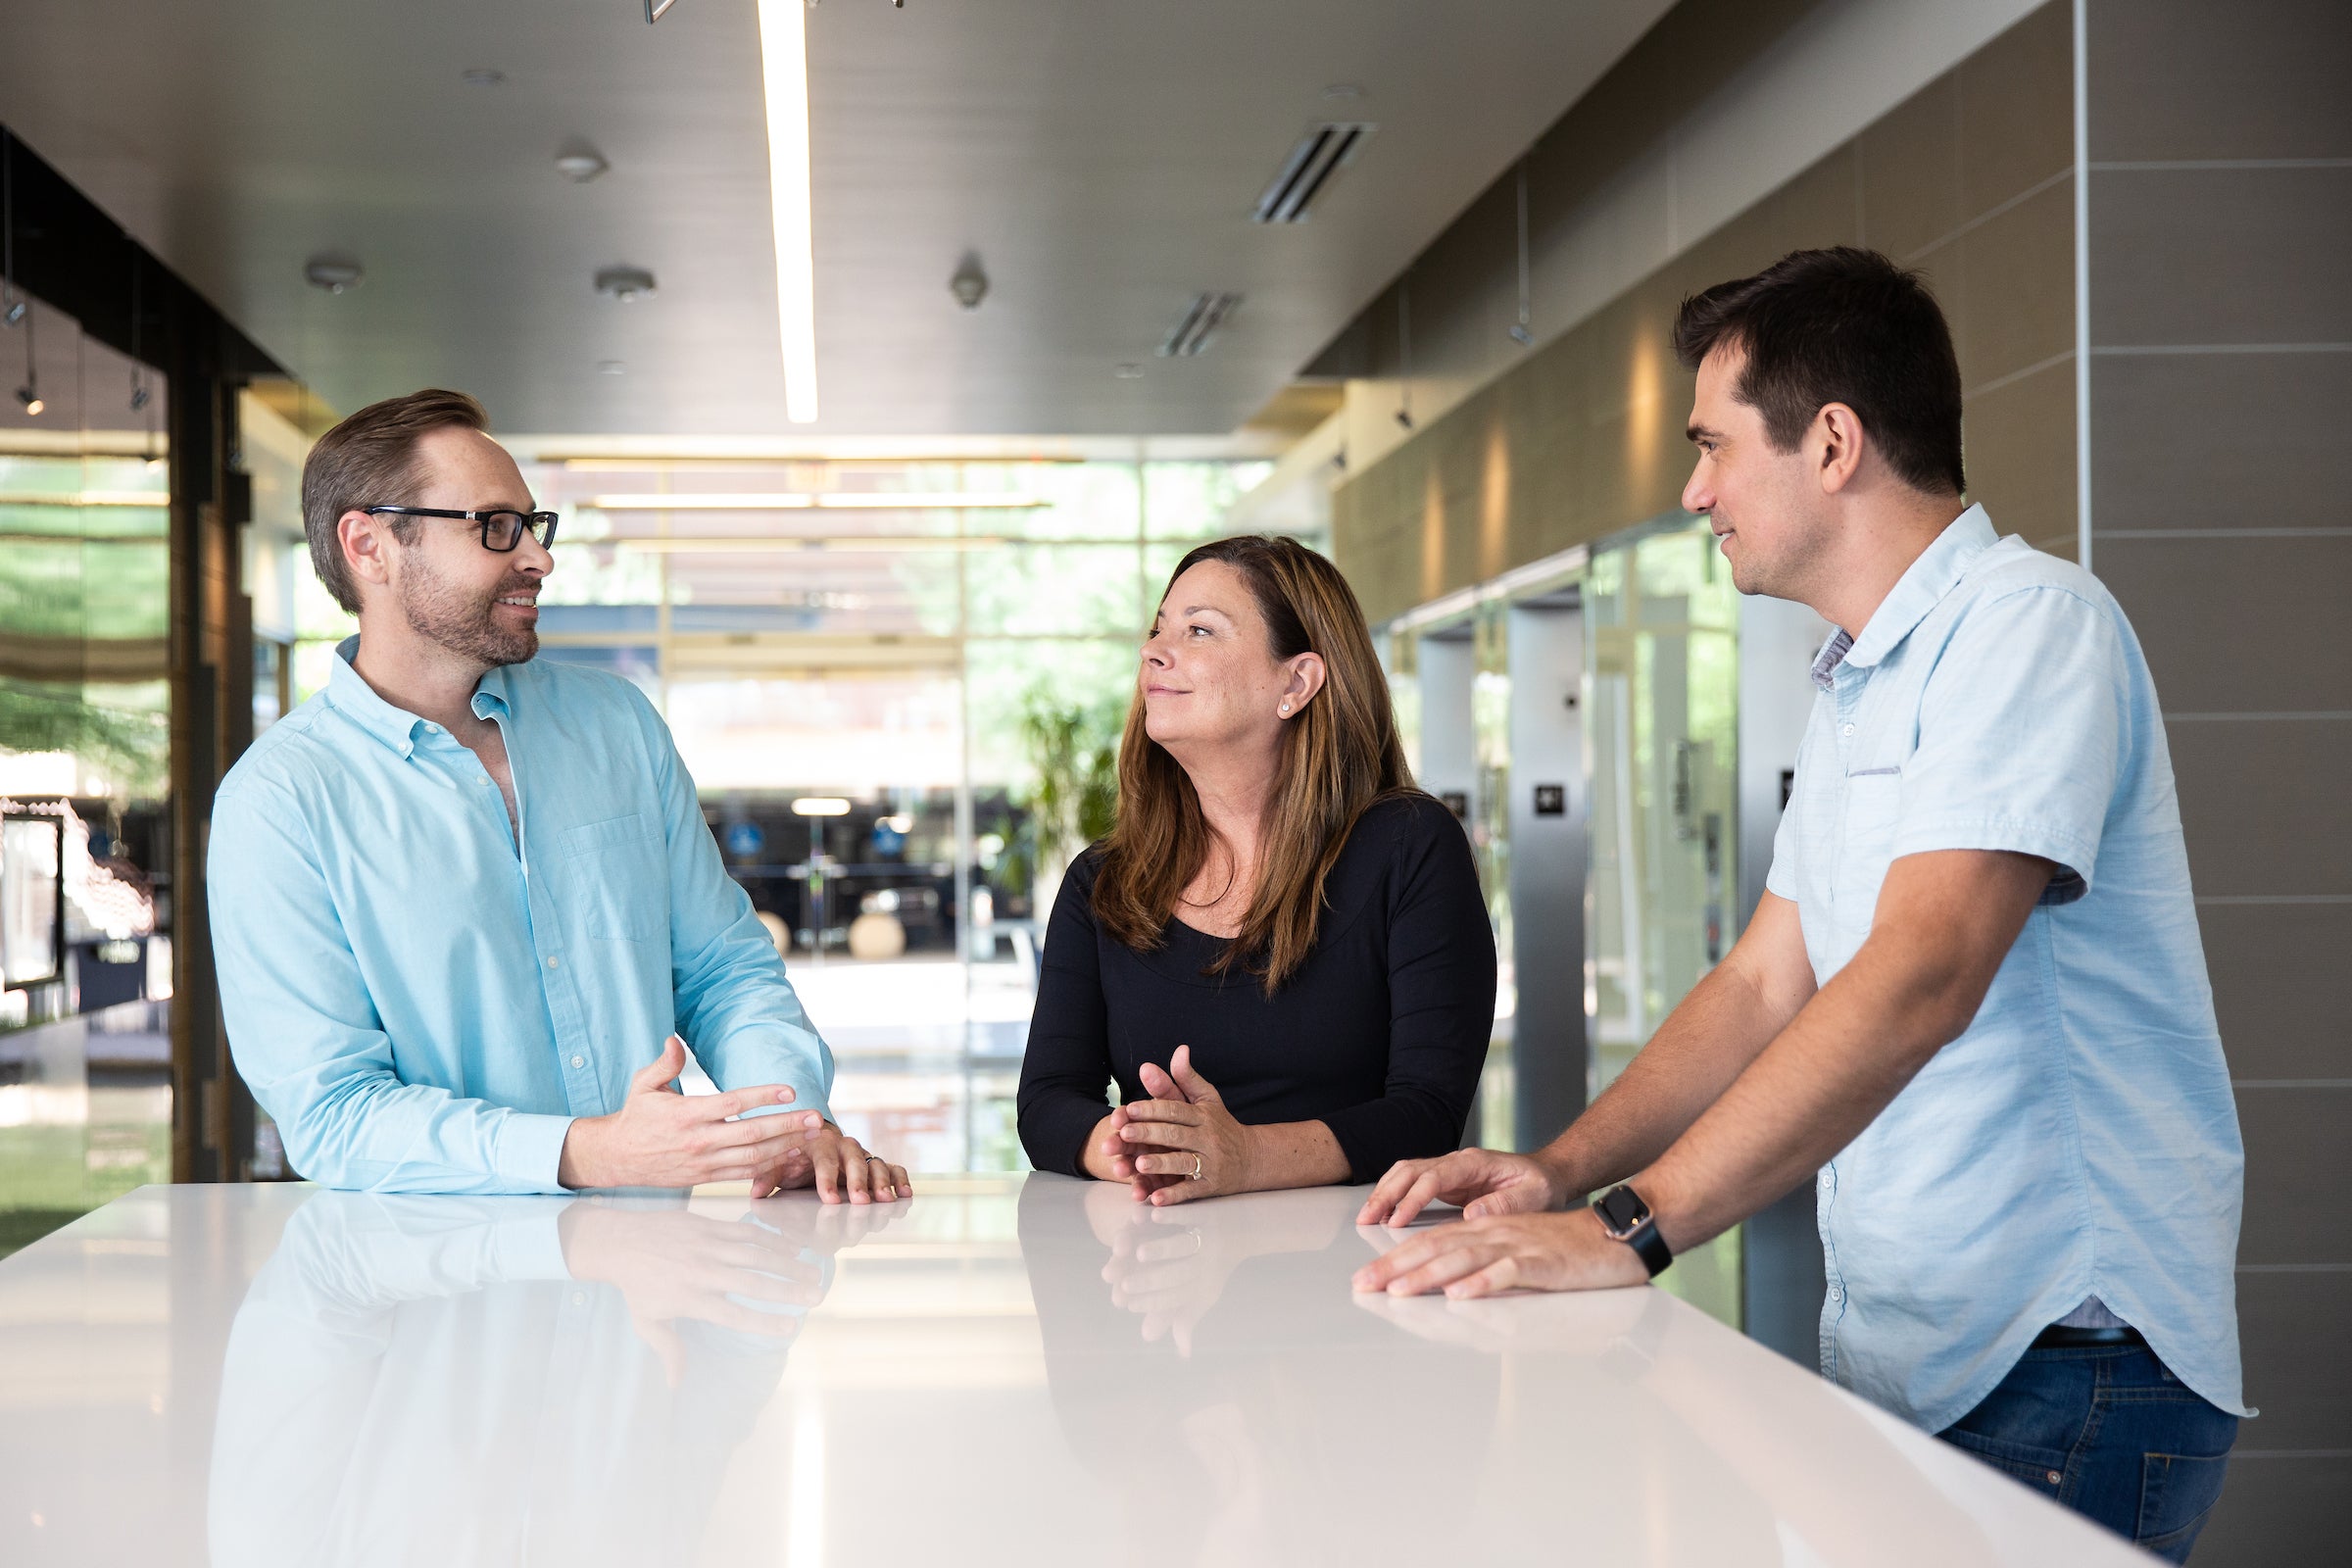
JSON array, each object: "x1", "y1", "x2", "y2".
[
  {"x1": 1351, "y1": 1227, "x2": 1446, "y2": 1293},
  {"x1": 1355, "y1": 1158, "x2": 1428, "y2": 1226},
  {"x1": 1118, "y1": 1099, "x2": 1205, "y2": 1127},
  {"x1": 630, "y1": 1035, "x2": 689, "y2": 1096},
  {"x1": 712, "y1": 1084, "x2": 802, "y2": 1119},
  {"x1": 811, "y1": 1139, "x2": 844, "y2": 1203},
  {"x1": 1385, "y1": 1168, "x2": 1449, "y2": 1230},
  {"x1": 1137, "y1": 1061, "x2": 1186, "y2": 1103},
  {"x1": 1167, "y1": 1044, "x2": 1222, "y2": 1106},
  {"x1": 1370, "y1": 1233, "x2": 1501, "y2": 1297}
]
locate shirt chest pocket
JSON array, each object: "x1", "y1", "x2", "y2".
[
  {"x1": 1834, "y1": 768, "x2": 1906, "y2": 911},
  {"x1": 559, "y1": 812, "x2": 666, "y2": 941}
]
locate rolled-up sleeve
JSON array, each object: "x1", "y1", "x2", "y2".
[
  {"x1": 1891, "y1": 585, "x2": 2128, "y2": 903},
  {"x1": 211, "y1": 778, "x2": 575, "y2": 1194}
]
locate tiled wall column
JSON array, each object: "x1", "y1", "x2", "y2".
[{"x1": 2082, "y1": 1, "x2": 2352, "y2": 1558}]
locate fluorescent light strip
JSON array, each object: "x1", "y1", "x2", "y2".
[
  {"x1": 612, "y1": 536, "x2": 1012, "y2": 553},
  {"x1": 585, "y1": 492, "x2": 1046, "y2": 511},
  {"x1": 0, "y1": 490, "x2": 171, "y2": 508},
  {"x1": 758, "y1": 0, "x2": 819, "y2": 423}
]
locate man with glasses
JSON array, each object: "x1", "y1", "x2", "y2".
[{"x1": 209, "y1": 388, "x2": 909, "y2": 1201}]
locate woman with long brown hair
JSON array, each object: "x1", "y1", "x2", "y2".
[{"x1": 1016, "y1": 535, "x2": 1495, "y2": 1203}]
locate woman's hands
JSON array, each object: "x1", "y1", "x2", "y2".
[{"x1": 1115, "y1": 1046, "x2": 1258, "y2": 1205}]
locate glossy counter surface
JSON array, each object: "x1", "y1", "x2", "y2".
[{"x1": 0, "y1": 1177, "x2": 2143, "y2": 1566}]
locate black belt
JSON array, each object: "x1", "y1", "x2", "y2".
[{"x1": 2032, "y1": 1323, "x2": 2146, "y2": 1349}]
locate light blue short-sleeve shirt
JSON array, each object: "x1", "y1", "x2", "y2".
[
  {"x1": 1766, "y1": 506, "x2": 2247, "y2": 1432},
  {"x1": 209, "y1": 639, "x2": 833, "y2": 1195}
]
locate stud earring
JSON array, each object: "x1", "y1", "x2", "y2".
[{"x1": 1279, "y1": 702, "x2": 1292, "y2": 715}]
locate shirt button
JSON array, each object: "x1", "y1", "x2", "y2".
[
  {"x1": 1828, "y1": 1286, "x2": 1843, "y2": 1303},
  {"x1": 1840, "y1": 722, "x2": 1855, "y2": 736},
  {"x1": 570, "y1": 1054, "x2": 585, "y2": 1069},
  {"x1": 546, "y1": 956, "x2": 560, "y2": 970},
  {"x1": 424, "y1": 722, "x2": 441, "y2": 734}
]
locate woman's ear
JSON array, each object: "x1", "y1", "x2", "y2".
[{"x1": 1280, "y1": 653, "x2": 1328, "y2": 716}]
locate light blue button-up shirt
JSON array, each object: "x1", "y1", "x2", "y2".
[
  {"x1": 209, "y1": 638, "x2": 833, "y2": 1194},
  {"x1": 1767, "y1": 506, "x2": 2246, "y2": 1432}
]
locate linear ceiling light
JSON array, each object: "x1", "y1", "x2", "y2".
[
  {"x1": 612, "y1": 535, "x2": 1013, "y2": 553},
  {"x1": 757, "y1": 0, "x2": 819, "y2": 422},
  {"x1": 586, "y1": 492, "x2": 1046, "y2": 511}
]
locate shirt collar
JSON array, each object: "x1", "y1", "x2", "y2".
[
  {"x1": 472, "y1": 662, "x2": 514, "y2": 722},
  {"x1": 324, "y1": 636, "x2": 518, "y2": 754},
  {"x1": 1836, "y1": 504, "x2": 1998, "y2": 676},
  {"x1": 324, "y1": 636, "x2": 428, "y2": 759}
]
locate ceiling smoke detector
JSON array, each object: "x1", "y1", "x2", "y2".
[
  {"x1": 1250, "y1": 122, "x2": 1374, "y2": 223},
  {"x1": 594, "y1": 266, "x2": 659, "y2": 303},
  {"x1": 949, "y1": 253, "x2": 989, "y2": 311},
  {"x1": 1157, "y1": 292, "x2": 1241, "y2": 359},
  {"x1": 305, "y1": 258, "x2": 365, "y2": 294}
]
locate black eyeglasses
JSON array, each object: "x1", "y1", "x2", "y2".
[{"x1": 365, "y1": 506, "x2": 560, "y2": 552}]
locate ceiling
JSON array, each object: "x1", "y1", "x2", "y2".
[{"x1": 0, "y1": 0, "x2": 1673, "y2": 441}]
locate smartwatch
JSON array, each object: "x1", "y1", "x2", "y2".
[{"x1": 1592, "y1": 1184, "x2": 1673, "y2": 1278}]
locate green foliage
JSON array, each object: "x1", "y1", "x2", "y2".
[{"x1": 1015, "y1": 690, "x2": 1122, "y2": 874}]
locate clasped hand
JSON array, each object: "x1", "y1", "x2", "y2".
[
  {"x1": 1094, "y1": 1044, "x2": 1252, "y2": 1206},
  {"x1": 559, "y1": 1035, "x2": 910, "y2": 1202}
]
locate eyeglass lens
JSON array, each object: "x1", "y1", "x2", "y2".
[{"x1": 481, "y1": 512, "x2": 557, "y2": 551}]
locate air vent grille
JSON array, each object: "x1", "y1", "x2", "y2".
[
  {"x1": 1250, "y1": 122, "x2": 1374, "y2": 223},
  {"x1": 1157, "y1": 292, "x2": 1243, "y2": 358}
]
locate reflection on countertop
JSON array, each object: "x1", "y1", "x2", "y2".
[
  {"x1": 0, "y1": 1175, "x2": 2144, "y2": 1568},
  {"x1": 211, "y1": 1190, "x2": 897, "y2": 1565}
]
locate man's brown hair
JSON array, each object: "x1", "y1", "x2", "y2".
[
  {"x1": 1091, "y1": 535, "x2": 1418, "y2": 995},
  {"x1": 301, "y1": 388, "x2": 490, "y2": 612},
  {"x1": 1672, "y1": 247, "x2": 1966, "y2": 497}
]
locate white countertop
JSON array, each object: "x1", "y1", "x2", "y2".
[{"x1": 0, "y1": 1177, "x2": 2144, "y2": 1566}]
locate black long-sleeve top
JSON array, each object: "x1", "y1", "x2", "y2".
[{"x1": 1015, "y1": 794, "x2": 1497, "y2": 1184}]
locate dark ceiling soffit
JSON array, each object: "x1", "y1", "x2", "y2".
[
  {"x1": 1, "y1": 122, "x2": 283, "y2": 381},
  {"x1": 1286, "y1": 0, "x2": 1823, "y2": 386}
]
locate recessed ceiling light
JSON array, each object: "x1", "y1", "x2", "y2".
[
  {"x1": 1113, "y1": 363, "x2": 1144, "y2": 379},
  {"x1": 461, "y1": 68, "x2": 506, "y2": 87},
  {"x1": 598, "y1": 361, "x2": 627, "y2": 376},
  {"x1": 1321, "y1": 82, "x2": 1365, "y2": 100},
  {"x1": 555, "y1": 143, "x2": 610, "y2": 183},
  {"x1": 305, "y1": 258, "x2": 365, "y2": 294},
  {"x1": 594, "y1": 266, "x2": 658, "y2": 303}
]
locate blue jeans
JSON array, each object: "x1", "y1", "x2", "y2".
[{"x1": 1936, "y1": 1343, "x2": 2238, "y2": 1562}]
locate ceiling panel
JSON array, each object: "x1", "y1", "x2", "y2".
[{"x1": 0, "y1": 0, "x2": 1672, "y2": 438}]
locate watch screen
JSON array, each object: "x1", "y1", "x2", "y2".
[{"x1": 1597, "y1": 1187, "x2": 1647, "y2": 1234}]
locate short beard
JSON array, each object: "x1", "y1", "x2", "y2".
[{"x1": 395, "y1": 549, "x2": 538, "y2": 668}]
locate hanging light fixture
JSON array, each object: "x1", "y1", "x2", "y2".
[
  {"x1": 1, "y1": 126, "x2": 21, "y2": 330},
  {"x1": 758, "y1": 0, "x2": 819, "y2": 422}
]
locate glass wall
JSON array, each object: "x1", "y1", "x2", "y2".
[
  {"x1": 0, "y1": 286, "x2": 174, "y2": 1251},
  {"x1": 1586, "y1": 516, "x2": 1741, "y2": 1325},
  {"x1": 276, "y1": 451, "x2": 1290, "y2": 1171}
]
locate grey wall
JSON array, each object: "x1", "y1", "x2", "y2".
[{"x1": 2082, "y1": 1, "x2": 2352, "y2": 1560}]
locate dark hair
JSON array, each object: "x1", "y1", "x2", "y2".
[
  {"x1": 1092, "y1": 535, "x2": 1415, "y2": 994},
  {"x1": 1672, "y1": 247, "x2": 1965, "y2": 497},
  {"x1": 301, "y1": 388, "x2": 491, "y2": 612}
]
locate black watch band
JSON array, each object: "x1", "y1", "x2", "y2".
[{"x1": 1592, "y1": 1184, "x2": 1673, "y2": 1278}]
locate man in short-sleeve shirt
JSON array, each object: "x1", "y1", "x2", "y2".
[{"x1": 1356, "y1": 250, "x2": 2245, "y2": 1562}]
